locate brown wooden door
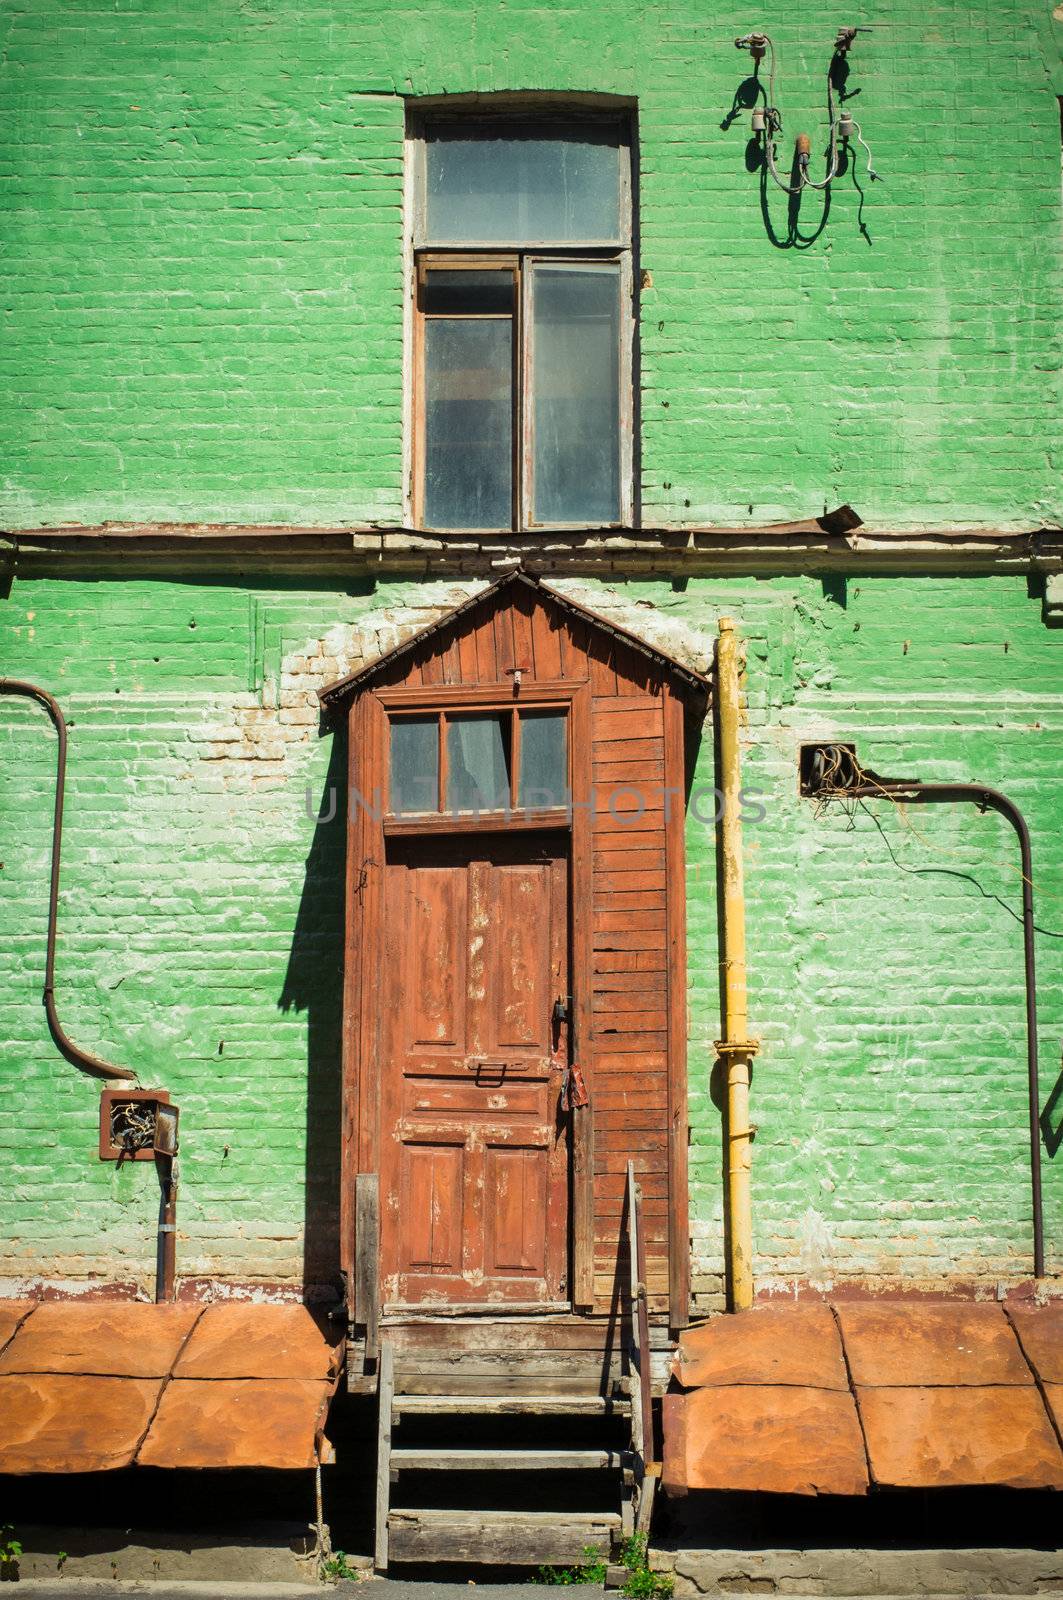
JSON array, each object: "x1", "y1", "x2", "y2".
[{"x1": 379, "y1": 832, "x2": 570, "y2": 1307}]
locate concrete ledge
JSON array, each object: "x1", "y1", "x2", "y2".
[
  {"x1": 658, "y1": 1549, "x2": 1063, "y2": 1596},
  {"x1": 5, "y1": 523, "x2": 1062, "y2": 580},
  {"x1": 8, "y1": 1525, "x2": 324, "y2": 1585},
  {"x1": 14, "y1": 1588, "x2": 321, "y2": 1598}
]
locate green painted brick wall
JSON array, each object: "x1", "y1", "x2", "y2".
[
  {"x1": 1, "y1": 0, "x2": 1061, "y2": 529},
  {"x1": 0, "y1": 0, "x2": 1061, "y2": 1297},
  {"x1": 1, "y1": 574, "x2": 1059, "y2": 1295}
]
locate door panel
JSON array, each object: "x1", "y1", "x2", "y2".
[
  {"x1": 407, "y1": 866, "x2": 468, "y2": 1055},
  {"x1": 401, "y1": 1140, "x2": 465, "y2": 1273},
  {"x1": 484, "y1": 1142, "x2": 548, "y2": 1276},
  {"x1": 380, "y1": 833, "x2": 569, "y2": 1306},
  {"x1": 495, "y1": 865, "x2": 551, "y2": 1050}
]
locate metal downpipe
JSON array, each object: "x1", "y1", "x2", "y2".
[
  {"x1": 715, "y1": 620, "x2": 759, "y2": 1311},
  {"x1": 155, "y1": 1156, "x2": 178, "y2": 1303},
  {"x1": 0, "y1": 678, "x2": 137, "y2": 1084},
  {"x1": 867, "y1": 780, "x2": 1045, "y2": 1281}
]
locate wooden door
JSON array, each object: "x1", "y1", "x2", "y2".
[{"x1": 379, "y1": 832, "x2": 570, "y2": 1307}]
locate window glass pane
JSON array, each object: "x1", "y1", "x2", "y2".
[
  {"x1": 390, "y1": 718, "x2": 439, "y2": 814},
  {"x1": 424, "y1": 318, "x2": 512, "y2": 529},
  {"x1": 447, "y1": 715, "x2": 510, "y2": 812},
  {"x1": 424, "y1": 124, "x2": 621, "y2": 244},
  {"x1": 531, "y1": 265, "x2": 621, "y2": 525},
  {"x1": 423, "y1": 270, "x2": 515, "y2": 315},
  {"x1": 519, "y1": 712, "x2": 568, "y2": 810}
]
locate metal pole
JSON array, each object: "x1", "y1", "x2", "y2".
[
  {"x1": 868, "y1": 781, "x2": 1045, "y2": 1280},
  {"x1": 715, "y1": 620, "x2": 759, "y2": 1311},
  {"x1": 154, "y1": 1154, "x2": 177, "y2": 1303},
  {"x1": 0, "y1": 678, "x2": 136, "y2": 1083}
]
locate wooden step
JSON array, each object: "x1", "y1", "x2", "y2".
[
  {"x1": 393, "y1": 1371, "x2": 622, "y2": 1396},
  {"x1": 391, "y1": 1392, "x2": 630, "y2": 1417},
  {"x1": 386, "y1": 1507, "x2": 621, "y2": 1565},
  {"x1": 385, "y1": 1320, "x2": 625, "y2": 1353},
  {"x1": 390, "y1": 1446, "x2": 625, "y2": 1471}
]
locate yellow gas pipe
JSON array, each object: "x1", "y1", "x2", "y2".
[{"x1": 715, "y1": 618, "x2": 759, "y2": 1312}]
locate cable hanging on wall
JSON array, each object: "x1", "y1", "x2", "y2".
[{"x1": 735, "y1": 26, "x2": 881, "y2": 196}]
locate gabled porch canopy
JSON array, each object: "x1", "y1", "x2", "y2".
[{"x1": 318, "y1": 569, "x2": 710, "y2": 710}]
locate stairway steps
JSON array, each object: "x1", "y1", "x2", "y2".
[
  {"x1": 376, "y1": 1332, "x2": 638, "y2": 1571},
  {"x1": 394, "y1": 1370, "x2": 620, "y2": 1395},
  {"x1": 387, "y1": 1507, "x2": 622, "y2": 1566},
  {"x1": 391, "y1": 1446, "x2": 625, "y2": 1471},
  {"x1": 392, "y1": 1391, "x2": 630, "y2": 1417}
]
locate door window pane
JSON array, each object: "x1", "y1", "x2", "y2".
[
  {"x1": 519, "y1": 712, "x2": 568, "y2": 810},
  {"x1": 530, "y1": 265, "x2": 621, "y2": 525},
  {"x1": 424, "y1": 317, "x2": 513, "y2": 529},
  {"x1": 390, "y1": 718, "x2": 439, "y2": 814},
  {"x1": 424, "y1": 124, "x2": 621, "y2": 244},
  {"x1": 447, "y1": 715, "x2": 510, "y2": 812}
]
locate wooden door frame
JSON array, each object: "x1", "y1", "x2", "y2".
[
  {"x1": 340, "y1": 680, "x2": 597, "y2": 1316},
  {"x1": 339, "y1": 670, "x2": 691, "y2": 1332}
]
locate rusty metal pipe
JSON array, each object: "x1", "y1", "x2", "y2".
[
  {"x1": 0, "y1": 678, "x2": 137, "y2": 1083},
  {"x1": 155, "y1": 1154, "x2": 177, "y2": 1303},
  {"x1": 715, "y1": 620, "x2": 759, "y2": 1311},
  {"x1": 858, "y1": 779, "x2": 1045, "y2": 1281}
]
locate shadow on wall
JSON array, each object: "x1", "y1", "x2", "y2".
[
  {"x1": 279, "y1": 724, "x2": 348, "y2": 1303},
  {"x1": 1043, "y1": 1064, "x2": 1063, "y2": 1159}
]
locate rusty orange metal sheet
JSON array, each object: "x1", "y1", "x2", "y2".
[
  {"x1": 172, "y1": 1302, "x2": 342, "y2": 1380},
  {"x1": 857, "y1": 1385, "x2": 1063, "y2": 1490},
  {"x1": 0, "y1": 1301, "x2": 37, "y2": 1356},
  {"x1": 836, "y1": 1301, "x2": 1031, "y2": 1387},
  {"x1": 667, "y1": 1383, "x2": 869, "y2": 1496},
  {"x1": 1043, "y1": 1383, "x2": 1063, "y2": 1439},
  {"x1": 138, "y1": 1377, "x2": 332, "y2": 1469},
  {"x1": 673, "y1": 1305, "x2": 848, "y2": 1391},
  {"x1": 1008, "y1": 1304, "x2": 1063, "y2": 1385},
  {"x1": 0, "y1": 1301, "x2": 203, "y2": 1379},
  {"x1": 0, "y1": 1373, "x2": 163, "y2": 1474}
]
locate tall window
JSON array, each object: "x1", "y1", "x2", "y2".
[{"x1": 407, "y1": 112, "x2": 634, "y2": 532}]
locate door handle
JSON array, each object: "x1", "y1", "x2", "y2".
[{"x1": 466, "y1": 1058, "x2": 530, "y2": 1075}]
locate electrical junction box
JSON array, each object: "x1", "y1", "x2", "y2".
[
  {"x1": 99, "y1": 1088, "x2": 174, "y2": 1162},
  {"x1": 798, "y1": 741, "x2": 859, "y2": 797}
]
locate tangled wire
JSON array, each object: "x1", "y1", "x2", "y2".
[{"x1": 110, "y1": 1100, "x2": 158, "y2": 1158}]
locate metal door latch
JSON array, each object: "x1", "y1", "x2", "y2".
[{"x1": 562, "y1": 1064, "x2": 589, "y2": 1111}]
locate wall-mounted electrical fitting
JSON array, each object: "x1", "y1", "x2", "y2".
[
  {"x1": 798, "y1": 741, "x2": 860, "y2": 796},
  {"x1": 834, "y1": 26, "x2": 865, "y2": 52},
  {"x1": 798, "y1": 738, "x2": 1045, "y2": 1282},
  {"x1": 99, "y1": 1088, "x2": 181, "y2": 1303},
  {"x1": 99, "y1": 1088, "x2": 175, "y2": 1161},
  {"x1": 735, "y1": 26, "x2": 880, "y2": 195},
  {"x1": 734, "y1": 30, "x2": 768, "y2": 63}
]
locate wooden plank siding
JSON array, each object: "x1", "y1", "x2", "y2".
[
  {"x1": 591, "y1": 689, "x2": 672, "y2": 1314},
  {"x1": 337, "y1": 583, "x2": 696, "y2": 1339}
]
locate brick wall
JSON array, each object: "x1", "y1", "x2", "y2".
[
  {"x1": 1, "y1": 574, "x2": 1059, "y2": 1297},
  {"x1": 680, "y1": 572, "x2": 1063, "y2": 1305},
  {"x1": 1, "y1": 0, "x2": 1060, "y2": 531},
  {"x1": 0, "y1": 0, "x2": 1060, "y2": 1298}
]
